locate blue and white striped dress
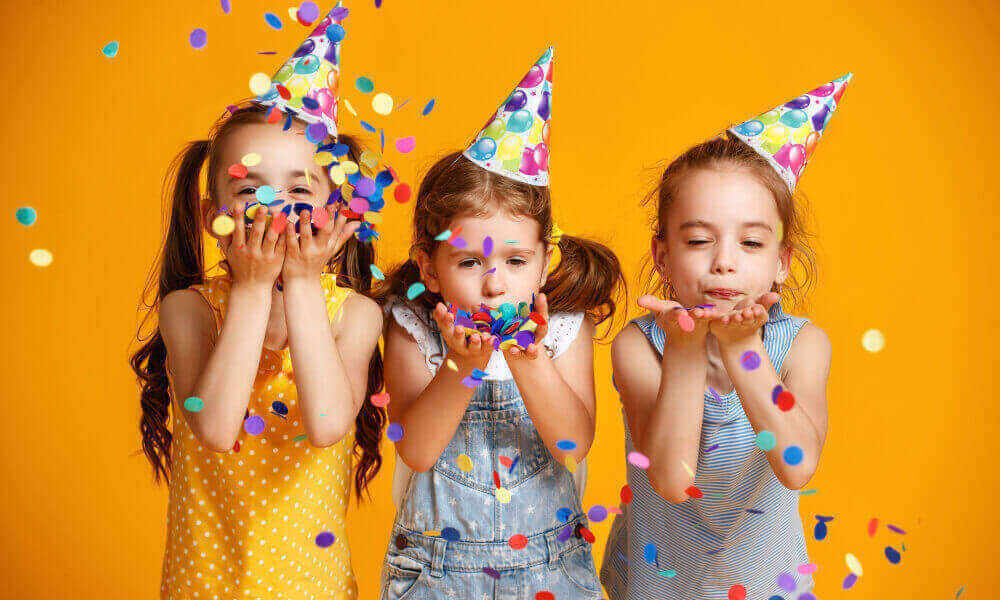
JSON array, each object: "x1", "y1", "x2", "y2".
[{"x1": 601, "y1": 300, "x2": 814, "y2": 599}]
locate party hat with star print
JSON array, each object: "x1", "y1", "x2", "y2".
[
  {"x1": 729, "y1": 73, "x2": 852, "y2": 192},
  {"x1": 462, "y1": 47, "x2": 554, "y2": 186},
  {"x1": 252, "y1": 3, "x2": 347, "y2": 144}
]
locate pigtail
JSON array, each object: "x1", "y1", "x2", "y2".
[
  {"x1": 542, "y1": 233, "x2": 626, "y2": 337},
  {"x1": 131, "y1": 139, "x2": 211, "y2": 483}
]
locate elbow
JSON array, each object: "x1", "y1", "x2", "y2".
[
  {"x1": 197, "y1": 430, "x2": 239, "y2": 454},
  {"x1": 304, "y1": 421, "x2": 353, "y2": 449},
  {"x1": 397, "y1": 448, "x2": 434, "y2": 473},
  {"x1": 647, "y1": 468, "x2": 692, "y2": 504},
  {"x1": 777, "y1": 462, "x2": 818, "y2": 491}
]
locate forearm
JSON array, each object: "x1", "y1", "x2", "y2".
[
  {"x1": 642, "y1": 339, "x2": 708, "y2": 502},
  {"x1": 720, "y1": 336, "x2": 822, "y2": 489},
  {"x1": 283, "y1": 278, "x2": 358, "y2": 446},
  {"x1": 191, "y1": 283, "x2": 272, "y2": 451},
  {"x1": 395, "y1": 351, "x2": 486, "y2": 472},
  {"x1": 508, "y1": 355, "x2": 595, "y2": 463}
]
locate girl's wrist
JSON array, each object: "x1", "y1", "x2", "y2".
[{"x1": 230, "y1": 279, "x2": 274, "y2": 299}]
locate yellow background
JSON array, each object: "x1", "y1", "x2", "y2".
[{"x1": 2, "y1": 0, "x2": 996, "y2": 597}]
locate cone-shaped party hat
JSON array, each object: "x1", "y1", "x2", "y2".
[
  {"x1": 462, "y1": 47, "x2": 554, "y2": 186},
  {"x1": 253, "y1": 3, "x2": 347, "y2": 143},
  {"x1": 729, "y1": 73, "x2": 852, "y2": 191}
]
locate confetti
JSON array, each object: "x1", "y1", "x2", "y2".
[
  {"x1": 445, "y1": 359, "x2": 458, "y2": 371},
  {"x1": 422, "y1": 99, "x2": 435, "y2": 115},
  {"x1": 628, "y1": 451, "x2": 650, "y2": 469},
  {"x1": 644, "y1": 542, "x2": 657, "y2": 564},
  {"x1": 783, "y1": 445, "x2": 804, "y2": 465},
  {"x1": 241, "y1": 152, "x2": 262, "y2": 167},
  {"x1": 440, "y1": 527, "x2": 460, "y2": 541},
  {"x1": 360, "y1": 120, "x2": 376, "y2": 133},
  {"x1": 776, "y1": 389, "x2": 796, "y2": 411},
  {"x1": 292, "y1": 434, "x2": 307, "y2": 442},
  {"x1": 255, "y1": 185, "x2": 276, "y2": 203},
  {"x1": 797, "y1": 563, "x2": 818, "y2": 574},
  {"x1": 264, "y1": 12, "x2": 283, "y2": 29},
  {"x1": 556, "y1": 439, "x2": 577, "y2": 451},
  {"x1": 727, "y1": 585, "x2": 746, "y2": 600},
  {"x1": 680, "y1": 459, "x2": 694, "y2": 477},
  {"x1": 495, "y1": 487, "x2": 511, "y2": 503},
  {"x1": 457, "y1": 454, "x2": 473, "y2": 472},
  {"x1": 369, "y1": 392, "x2": 390, "y2": 407},
  {"x1": 588, "y1": 505, "x2": 608, "y2": 523},
  {"x1": 845, "y1": 552, "x2": 863, "y2": 575},
  {"x1": 482, "y1": 567, "x2": 501, "y2": 580},
  {"x1": 740, "y1": 350, "x2": 760, "y2": 370},
  {"x1": 508, "y1": 534, "x2": 527, "y2": 549},
  {"x1": 189, "y1": 28, "x2": 207, "y2": 49},
  {"x1": 814, "y1": 519, "x2": 828, "y2": 540},
  {"x1": 842, "y1": 572, "x2": 858, "y2": 589},
  {"x1": 556, "y1": 508, "x2": 572, "y2": 523},
  {"x1": 564, "y1": 455, "x2": 577, "y2": 473},
  {"x1": 867, "y1": 518, "x2": 878, "y2": 536},
  {"x1": 620, "y1": 485, "x2": 633, "y2": 504},
  {"x1": 372, "y1": 92, "x2": 393, "y2": 115},
  {"x1": 887, "y1": 524, "x2": 907, "y2": 534},
  {"x1": 677, "y1": 310, "x2": 695, "y2": 332},
  {"x1": 244, "y1": 415, "x2": 265, "y2": 435},
  {"x1": 315, "y1": 531, "x2": 336, "y2": 547},
  {"x1": 862, "y1": 328, "x2": 885, "y2": 352},
  {"x1": 220, "y1": 0, "x2": 231, "y2": 13},
  {"x1": 271, "y1": 401, "x2": 288, "y2": 418},
  {"x1": 395, "y1": 136, "x2": 415, "y2": 153},
  {"x1": 386, "y1": 423, "x2": 404, "y2": 442},
  {"x1": 297, "y1": 1, "x2": 320, "y2": 22},
  {"x1": 394, "y1": 183, "x2": 412, "y2": 202},
  {"x1": 101, "y1": 41, "x2": 119, "y2": 58},
  {"x1": 228, "y1": 164, "x2": 248, "y2": 179},
  {"x1": 184, "y1": 397, "x2": 204, "y2": 412},
  {"x1": 406, "y1": 282, "x2": 426, "y2": 300},
  {"x1": 355, "y1": 76, "x2": 374, "y2": 93},
  {"x1": 755, "y1": 430, "x2": 776, "y2": 451},
  {"x1": 685, "y1": 485, "x2": 703, "y2": 499},
  {"x1": 885, "y1": 546, "x2": 901, "y2": 564},
  {"x1": 799, "y1": 488, "x2": 818, "y2": 496},
  {"x1": 370, "y1": 264, "x2": 385, "y2": 280},
  {"x1": 29, "y1": 249, "x2": 53, "y2": 267},
  {"x1": 705, "y1": 443, "x2": 720, "y2": 453},
  {"x1": 777, "y1": 572, "x2": 796, "y2": 591},
  {"x1": 15, "y1": 207, "x2": 36, "y2": 226}
]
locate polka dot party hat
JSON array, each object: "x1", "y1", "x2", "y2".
[
  {"x1": 728, "y1": 73, "x2": 852, "y2": 192},
  {"x1": 462, "y1": 47, "x2": 554, "y2": 187},
  {"x1": 252, "y1": 2, "x2": 346, "y2": 143}
]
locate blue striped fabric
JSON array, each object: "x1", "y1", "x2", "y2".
[{"x1": 601, "y1": 300, "x2": 815, "y2": 599}]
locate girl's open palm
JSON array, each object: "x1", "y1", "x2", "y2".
[
  {"x1": 220, "y1": 201, "x2": 285, "y2": 288},
  {"x1": 637, "y1": 295, "x2": 721, "y2": 345},
  {"x1": 707, "y1": 291, "x2": 781, "y2": 345},
  {"x1": 433, "y1": 303, "x2": 494, "y2": 363}
]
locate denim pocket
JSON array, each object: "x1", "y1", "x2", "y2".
[
  {"x1": 557, "y1": 544, "x2": 603, "y2": 597},
  {"x1": 500, "y1": 410, "x2": 551, "y2": 486},
  {"x1": 381, "y1": 553, "x2": 426, "y2": 600}
]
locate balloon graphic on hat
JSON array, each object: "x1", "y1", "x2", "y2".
[
  {"x1": 729, "y1": 73, "x2": 852, "y2": 192},
  {"x1": 253, "y1": 2, "x2": 347, "y2": 144},
  {"x1": 463, "y1": 47, "x2": 554, "y2": 186}
]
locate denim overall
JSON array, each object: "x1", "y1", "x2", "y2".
[{"x1": 380, "y1": 373, "x2": 602, "y2": 599}]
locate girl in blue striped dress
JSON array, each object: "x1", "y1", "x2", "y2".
[{"x1": 601, "y1": 123, "x2": 841, "y2": 598}]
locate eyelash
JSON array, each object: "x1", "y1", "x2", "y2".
[
  {"x1": 688, "y1": 240, "x2": 764, "y2": 248},
  {"x1": 237, "y1": 186, "x2": 312, "y2": 195},
  {"x1": 458, "y1": 258, "x2": 529, "y2": 268}
]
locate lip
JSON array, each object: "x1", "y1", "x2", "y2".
[{"x1": 705, "y1": 289, "x2": 742, "y2": 298}]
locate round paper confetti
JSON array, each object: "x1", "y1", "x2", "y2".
[
  {"x1": 386, "y1": 422, "x2": 404, "y2": 442},
  {"x1": 102, "y1": 41, "x2": 119, "y2": 58},
  {"x1": 394, "y1": 183, "x2": 412, "y2": 203},
  {"x1": 842, "y1": 573, "x2": 857, "y2": 589},
  {"x1": 326, "y1": 23, "x2": 345, "y2": 42},
  {"x1": 862, "y1": 328, "x2": 885, "y2": 352},
  {"x1": 776, "y1": 390, "x2": 796, "y2": 411},
  {"x1": 783, "y1": 445, "x2": 804, "y2": 465},
  {"x1": 264, "y1": 12, "x2": 283, "y2": 29},
  {"x1": 249, "y1": 73, "x2": 271, "y2": 96},
  {"x1": 406, "y1": 282, "x2": 426, "y2": 300},
  {"x1": 755, "y1": 430, "x2": 776, "y2": 451},
  {"x1": 256, "y1": 185, "x2": 276, "y2": 203},
  {"x1": 677, "y1": 311, "x2": 695, "y2": 332},
  {"x1": 564, "y1": 455, "x2": 578, "y2": 473},
  {"x1": 297, "y1": 1, "x2": 319, "y2": 22},
  {"x1": 220, "y1": 0, "x2": 231, "y2": 14},
  {"x1": 29, "y1": 249, "x2": 53, "y2": 267},
  {"x1": 241, "y1": 153, "x2": 262, "y2": 167},
  {"x1": 189, "y1": 28, "x2": 207, "y2": 49},
  {"x1": 244, "y1": 415, "x2": 265, "y2": 435},
  {"x1": 495, "y1": 487, "x2": 511, "y2": 503},
  {"x1": 556, "y1": 439, "x2": 577, "y2": 451},
  {"x1": 777, "y1": 572, "x2": 796, "y2": 591},
  {"x1": 228, "y1": 164, "x2": 248, "y2": 179},
  {"x1": 727, "y1": 584, "x2": 746, "y2": 600},
  {"x1": 440, "y1": 527, "x2": 460, "y2": 541},
  {"x1": 740, "y1": 350, "x2": 761, "y2": 370},
  {"x1": 457, "y1": 454, "x2": 473, "y2": 472},
  {"x1": 868, "y1": 517, "x2": 878, "y2": 537},
  {"x1": 370, "y1": 264, "x2": 385, "y2": 280},
  {"x1": 508, "y1": 534, "x2": 527, "y2": 549},
  {"x1": 588, "y1": 505, "x2": 608, "y2": 523},
  {"x1": 846, "y1": 552, "x2": 863, "y2": 575},
  {"x1": 184, "y1": 396, "x2": 204, "y2": 412},
  {"x1": 15, "y1": 207, "x2": 36, "y2": 226},
  {"x1": 369, "y1": 392, "x2": 390, "y2": 407},
  {"x1": 885, "y1": 546, "x2": 901, "y2": 564},
  {"x1": 797, "y1": 563, "x2": 818, "y2": 574},
  {"x1": 395, "y1": 136, "x2": 415, "y2": 153},
  {"x1": 556, "y1": 508, "x2": 572, "y2": 523},
  {"x1": 343, "y1": 98, "x2": 357, "y2": 116},
  {"x1": 211, "y1": 214, "x2": 235, "y2": 235},
  {"x1": 620, "y1": 484, "x2": 633, "y2": 504},
  {"x1": 315, "y1": 531, "x2": 336, "y2": 547},
  {"x1": 643, "y1": 542, "x2": 657, "y2": 564},
  {"x1": 627, "y1": 451, "x2": 650, "y2": 469},
  {"x1": 372, "y1": 92, "x2": 393, "y2": 115},
  {"x1": 482, "y1": 567, "x2": 500, "y2": 580},
  {"x1": 355, "y1": 76, "x2": 374, "y2": 93}
]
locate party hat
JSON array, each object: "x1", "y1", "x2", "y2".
[
  {"x1": 729, "y1": 73, "x2": 852, "y2": 192},
  {"x1": 463, "y1": 47, "x2": 554, "y2": 186},
  {"x1": 253, "y1": 3, "x2": 347, "y2": 144}
]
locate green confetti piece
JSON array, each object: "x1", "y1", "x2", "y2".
[{"x1": 292, "y1": 434, "x2": 307, "y2": 442}]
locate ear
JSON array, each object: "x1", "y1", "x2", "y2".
[
  {"x1": 414, "y1": 249, "x2": 441, "y2": 294},
  {"x1": 538, "y1": 242, "x2": 555, "y2": 288},
  {"x1": 651, "y1": 235, "x2": 670, "y2": 281},
  {"x1": 774, "y1": 243, "x2": 792, "y2": 286}
]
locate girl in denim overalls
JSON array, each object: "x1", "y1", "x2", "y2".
[{"x1": 374, "y1": 46, "x2": 623, "y2": 600}]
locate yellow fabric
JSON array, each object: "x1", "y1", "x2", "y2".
[{"x1": 161, "y1": 273, "x2": 358, "y2": 599}]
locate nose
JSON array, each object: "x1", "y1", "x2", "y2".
[
  {"x1": 482, "y1": 267, "x2": 505, "y2": 300},
  {"x1": 711, "y1": 242, "x2": 737, "y2": 275}
]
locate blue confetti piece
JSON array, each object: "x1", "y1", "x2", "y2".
[
  {"x1": 508, "y1": 455, "x2": 519, "y2": 473},
  {"x1": 441, "y1": 527, "x2": 460, "y2": 542},
  {"x1": 264, "y1": 12, "x2": 283, "y2": 29},
  {"x1": 406, "y1": 282, "x2": 425, "y2": 300},
  {"x1": 380, "y1": 129, "x2": 385, "y2": 151},
  {"x1": 360, "y1": 120, "x2": 376, "y2": 133},
  {"x1": 556, "y1": 439, "x2": 577, "y2": 451},
  {"x1": 643, "y1": 542, "x2": 657, "y2": 564},
  {"x1": 370, "y1": 265, "x2": 385, "y2": 280},
  {"x1": 101, "y1": 41, "x2": 119, "y2": 58},
  {"x1": 422, "y1": 99, "x2": 435, "y2": 115},
  {"x1": 556, "y1": 507, "x2": 572, "y2": 523},
  {"x1": 885, "y1": 546, "x2": 901, "y2": 564}
]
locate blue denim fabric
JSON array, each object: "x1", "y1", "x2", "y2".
[{"x1": 380, "y1": 379, "x2": 602, "y2": 599}]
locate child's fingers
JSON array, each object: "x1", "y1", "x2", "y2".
[
  {"x1": 231, "y1": 203, "x2": 246, "y2": 249},
  {"x1": 262, "y1": 209, "x2": 281, "y2": 254},
  {"x1": 333, "y1": 219, "x2": 361, "y2": 253},
  {"x1": 248, "y1": 205, "x2": 268, "y2": 249},
  {"x1": 298, "y1": 210, "x2": 314, "y2": 248},
  {"x1": 524, "y1": 342, "x2": 540, "y2": 360},
  {"x1": 637, "y1": 295, "x2": 680, "y2": 314}
]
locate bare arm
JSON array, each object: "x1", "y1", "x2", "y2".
[
  {"x1": 506, "y1": 316, "x2": 598, "y2": 463},
  {"x1": 385, "y1": 304, "x2": 493, "y2": 472},
  {"x1": 160, "y1": 283, "x2": 273, "y2": 452},
  {"x1": 284, "y1": 281, "x2": 382, "y2": 447}
]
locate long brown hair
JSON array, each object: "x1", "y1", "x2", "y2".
[
  {"x1": 641, "y1": 133, "x2": 819, "y2": 314},
  {"x1": 376, "y1": 152, "x2": 625, "y2": 335},
  {"x1": 130, "y1": 103, "x2": 386, "y2": 499}
]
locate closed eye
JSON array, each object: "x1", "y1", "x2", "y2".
[
  {"x1": 458, "y1": 258, "x2": 480, "y2": 268},
  {"x1": 508, "y1": 257, "x2": 528, "y2": 266},
  {"x1": 238, "y1": 187, "x2": 257, "y2": 195},
  {"x1": 291, "y1": 186, "x2": 312, "y2": 194}
]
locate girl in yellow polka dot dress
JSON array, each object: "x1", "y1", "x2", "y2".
[{"x1": 131, "y1": 101, "x2": 386, "y2": 598}]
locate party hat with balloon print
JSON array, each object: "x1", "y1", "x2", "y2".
[
  {"x1": 463, "y1": 47, "x2": 554, "y2": 186},
  {"x1": 253, "y1": 2, "x2": 347, "y2": 144},
  {"x1": 729, "y1": 73, "x2": 852, "y2": 192}
]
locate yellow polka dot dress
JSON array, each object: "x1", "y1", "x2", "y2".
[{"x1": 161, "y1": 273, "x2": 358, "y2": 599}]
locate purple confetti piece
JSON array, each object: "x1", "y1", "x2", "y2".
[
  {"x1": 746, "y1": 508, "x2": 764, "y2": 514},
  {"x1": 816, "y1": 514, "x2": 835, "y2": 523},
  {"x1": 315, "y1": 531, "x2": 336, "y2": 547},
  {"x1": 386, "y1": 423, "x2": 404, "y2": 442},
  {"x1": 887, "y1": 524, "x2": 907, "y2": 534},
  {"x1": 557, "y1": 524, "x2": 573, "y2": 542},
  {"x1": 740, "y1": 350, "x2": 761, "y2": 370},
  {"x1": 189, "y1": 28, "x2": 208, "y2": 49},
  {"x1": 244, "y1": 415, "x2": 265, "y2": 435},
  {"x1": 777, "y1": 572, "x2": 796, "y2": 591},
  {"x1": 708, "y1": 386, "x2": 723, "y2": 404},
  {"x1": 450, "y1": 237, "x2": 468, "y2": 249},
  {"x1": 705, "y1": 443, "x2": 720, "y2": 453},
  {"x1": 588, "y1": 505, "x2": 608, "y2": 523},
  {"x1": 483, "y1": 236, "x2": 494, "y2": 257},
  {"x1": 220, "y1": 0, "x2": 231, "y2": 13},
  {"x1": 485, "y1": 267, "x2": 496, "y2": 274},
  {"x1": 331, "y1": 6, "x2": 349, "y2": 20},
  {"x1": 842, "y1": 573, "x2": 857, "y2": 589},
  {"x1": 461, "y1": 376, "x2": 481, "y2": 388},
  {"x1": 482, "y1": 567, "x2": 500, "y2": 580}
]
